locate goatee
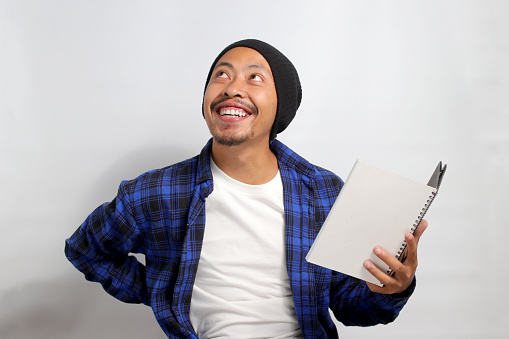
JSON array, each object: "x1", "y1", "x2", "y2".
[{"x1": 213, "y1": 130, "x2": 253, "y2": 147}]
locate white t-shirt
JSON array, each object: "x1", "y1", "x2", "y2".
[{"x1": 189, "y1": 159, "x2": 303, "y2": 338}]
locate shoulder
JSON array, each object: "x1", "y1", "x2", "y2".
[
  {"x1": 118, "y1": 156, "x2": 200, "y2": 196},
  {"x1": 138, "y1": 155, "x2": 201, "y2": 182},
  {"x1": 270, "y1": 139, "x2": 343, "y2": 193},
  {"x1": 120, "y1": 139, "x2": 213, "y2": 194},
  {"x1": 312, "y1": 164, "x2": 344, "y2": 197}
]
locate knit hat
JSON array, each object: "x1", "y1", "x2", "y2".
[{"x1": 203, "y1": 39, "x2": 302, "y2": 141}]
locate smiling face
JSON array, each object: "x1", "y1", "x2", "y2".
[{"x1": 203, "y1": 47, "x2": 278, "y2": 147}]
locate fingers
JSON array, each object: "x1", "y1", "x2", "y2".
[
  {"x1": 365, "y1": 247, "x2": 405, "y2": 280},
  {"x1": 364, "y1": 243, "x2": 418, "y2": 294},
  {"x1": 413, "y1": 219, "x2": 428, "y2": 242},
  {"x1": 363, "y1": 220, "x2": 429, "y2": 294},
  {"x1": 404, "y1": 219, "x2": 427, "y2": 268},
  {"x1": 363, "y1": 256, "x2": 410, "y2": 294},
  {"x1": 363, "y1": 258, "x2": 391, "y2": 288},
  {"x1": 374, "y1": 246, "x2": 405, "y2": 274}
]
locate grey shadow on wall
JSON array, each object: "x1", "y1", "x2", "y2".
[
  {"x1": 0, "y1": 276, "x2": 166, "y2": 339},
  {"x1": 0, "y1": 144, "x2": 200, "y2": 339},
  {"x1": 81, "y1": 143, "x2": 200, "y2": 209}
]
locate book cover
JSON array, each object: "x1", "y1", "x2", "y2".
[{"x1": 306, "y1": 160, "x2": 445, "y2": 286}]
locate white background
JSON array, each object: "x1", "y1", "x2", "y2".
[{"x1": 1, "y1": 1, "x2": 508, "y2": 338}]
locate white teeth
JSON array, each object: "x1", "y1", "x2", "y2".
[{"x1": 219, "y1": 108, "x2": 246, "y2": 117}]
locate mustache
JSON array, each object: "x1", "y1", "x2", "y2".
[{"x1": 210, "y1": 97, "x2": 258, "y2": 115}]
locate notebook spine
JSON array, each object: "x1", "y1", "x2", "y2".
[{"x1": 386, "y1": 191, "x2": 437, "y2": 275}]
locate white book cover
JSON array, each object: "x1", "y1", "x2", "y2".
[{"x1": 306, "y1": 160, "x2": 444, "y2": 286}]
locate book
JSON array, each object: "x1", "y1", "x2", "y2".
[{"x1": 305, "y1": 160, "x2": 446, "y2": 286}]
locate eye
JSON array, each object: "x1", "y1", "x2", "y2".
[
  {"x1": 249, "y1": 74, "x2": 263, "y2": 82},
  {"x1": 216, "y1": 71, "x2": 229, "y2": 79}
]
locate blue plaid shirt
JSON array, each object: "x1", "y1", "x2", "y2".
[{"x1": 65, "y1": 139, "x2": 415, "y2": 338}]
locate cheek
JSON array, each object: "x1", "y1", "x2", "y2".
[
  {"x1": 271, "y1": 95, "x2": 278, "y2": 112},
  {"x1": 203, "y1": 86, "x2": 216, "y2": 113},
  {"x1": 266, "y1": 92, "x2": 278, "y2": 118},
  {"x1": 253, "y1": 88, "x2": 277, "y2": 110},
  {"x1": 264, "y1": 87, "x2": 278, "y2": 113},
  {"x1": 204, "y1": 81, "x2": 225, "y2": 100}
]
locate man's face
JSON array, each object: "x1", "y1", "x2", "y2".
[{"x1": 203, "y1": 47, "x2": 278, "y2": 147}]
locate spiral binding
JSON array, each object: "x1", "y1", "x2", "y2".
[{"x1": 386, "y1": 191, "x2": 437, "y2": 275}]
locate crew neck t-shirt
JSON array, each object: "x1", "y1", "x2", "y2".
[{"x1": 189, "y1": 158, "x2": 303, "y2": 338}]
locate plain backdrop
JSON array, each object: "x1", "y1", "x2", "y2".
[{"x1": 1, "y1": 1, "x2": 508, "y2": 338}]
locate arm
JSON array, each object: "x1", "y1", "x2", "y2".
[
  {"x1": 329, "y1": 273, "x2": 415, "y2": 326},
  {"x1": 64, "y1": 180, "x2": 149, "y2": 305}
]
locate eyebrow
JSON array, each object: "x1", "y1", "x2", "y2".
[
  {"x1": 214, "y1": 61, "x2": 233, "y2": 70},
  {"x1": 213, "y1": 61, "x2": 270, "y2": 74}
]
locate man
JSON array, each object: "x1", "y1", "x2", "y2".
[{"x1": 65, "y1": 39, "x2": 427, "y2": 338}]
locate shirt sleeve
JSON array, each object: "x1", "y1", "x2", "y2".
[
  {"x1": 329, "y1": 271, "x2": 416, "y2": 326},
  {"x1": 64, "y1": 180, "x2": 149, "y2": 306}
]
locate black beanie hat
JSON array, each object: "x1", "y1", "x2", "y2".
[{"x1": 203, "y1": 39, "x2": 302, "y2": 141}]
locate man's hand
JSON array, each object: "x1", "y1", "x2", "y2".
[{"x1": 363, "y1": 219, "x2": 428, "y2": 294}]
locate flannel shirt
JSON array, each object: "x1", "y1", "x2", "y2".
[{"x1": 65, "y1": 138, "x2": 415, "y2": 338}]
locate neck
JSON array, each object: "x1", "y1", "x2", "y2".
[{"x1": 211, "y1": 139, "x2": 278, "y2": 185}]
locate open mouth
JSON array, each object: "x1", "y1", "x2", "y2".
[
  {"x1": 218, "y1": 107, "x2": 248, "y2": 117},
  {"x1": 211, "y1": 98, "x2": 257, "y2": 119}
]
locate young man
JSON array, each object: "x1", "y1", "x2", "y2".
[{"x1": 65, "y1": 39, "x2": 427, "y2": 338}]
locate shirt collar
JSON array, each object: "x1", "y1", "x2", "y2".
[
  {"x1": 196, "y1": 138, "x2": 316, "y2": 185},
  {"x1": 197, "y1": 138, "x2": 214, "y2": 185},
  {"x1": 270, "y1": 139, "x2": 315, "y2": 179}
]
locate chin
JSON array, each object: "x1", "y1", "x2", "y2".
[
  {"x1": 213, "y1": 135, "x2": 249, "y2": 147},
  {"x1": 211, "y1": 129, "x2": 255, "y2": 147}
]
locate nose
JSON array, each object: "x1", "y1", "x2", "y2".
[{"x1": 224, "y1": 76, "x2": 246, "y2": 98}]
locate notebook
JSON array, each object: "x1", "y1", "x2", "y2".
[{"x1": 305, "y1": 160, "x2": 446, "y2": 286}]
